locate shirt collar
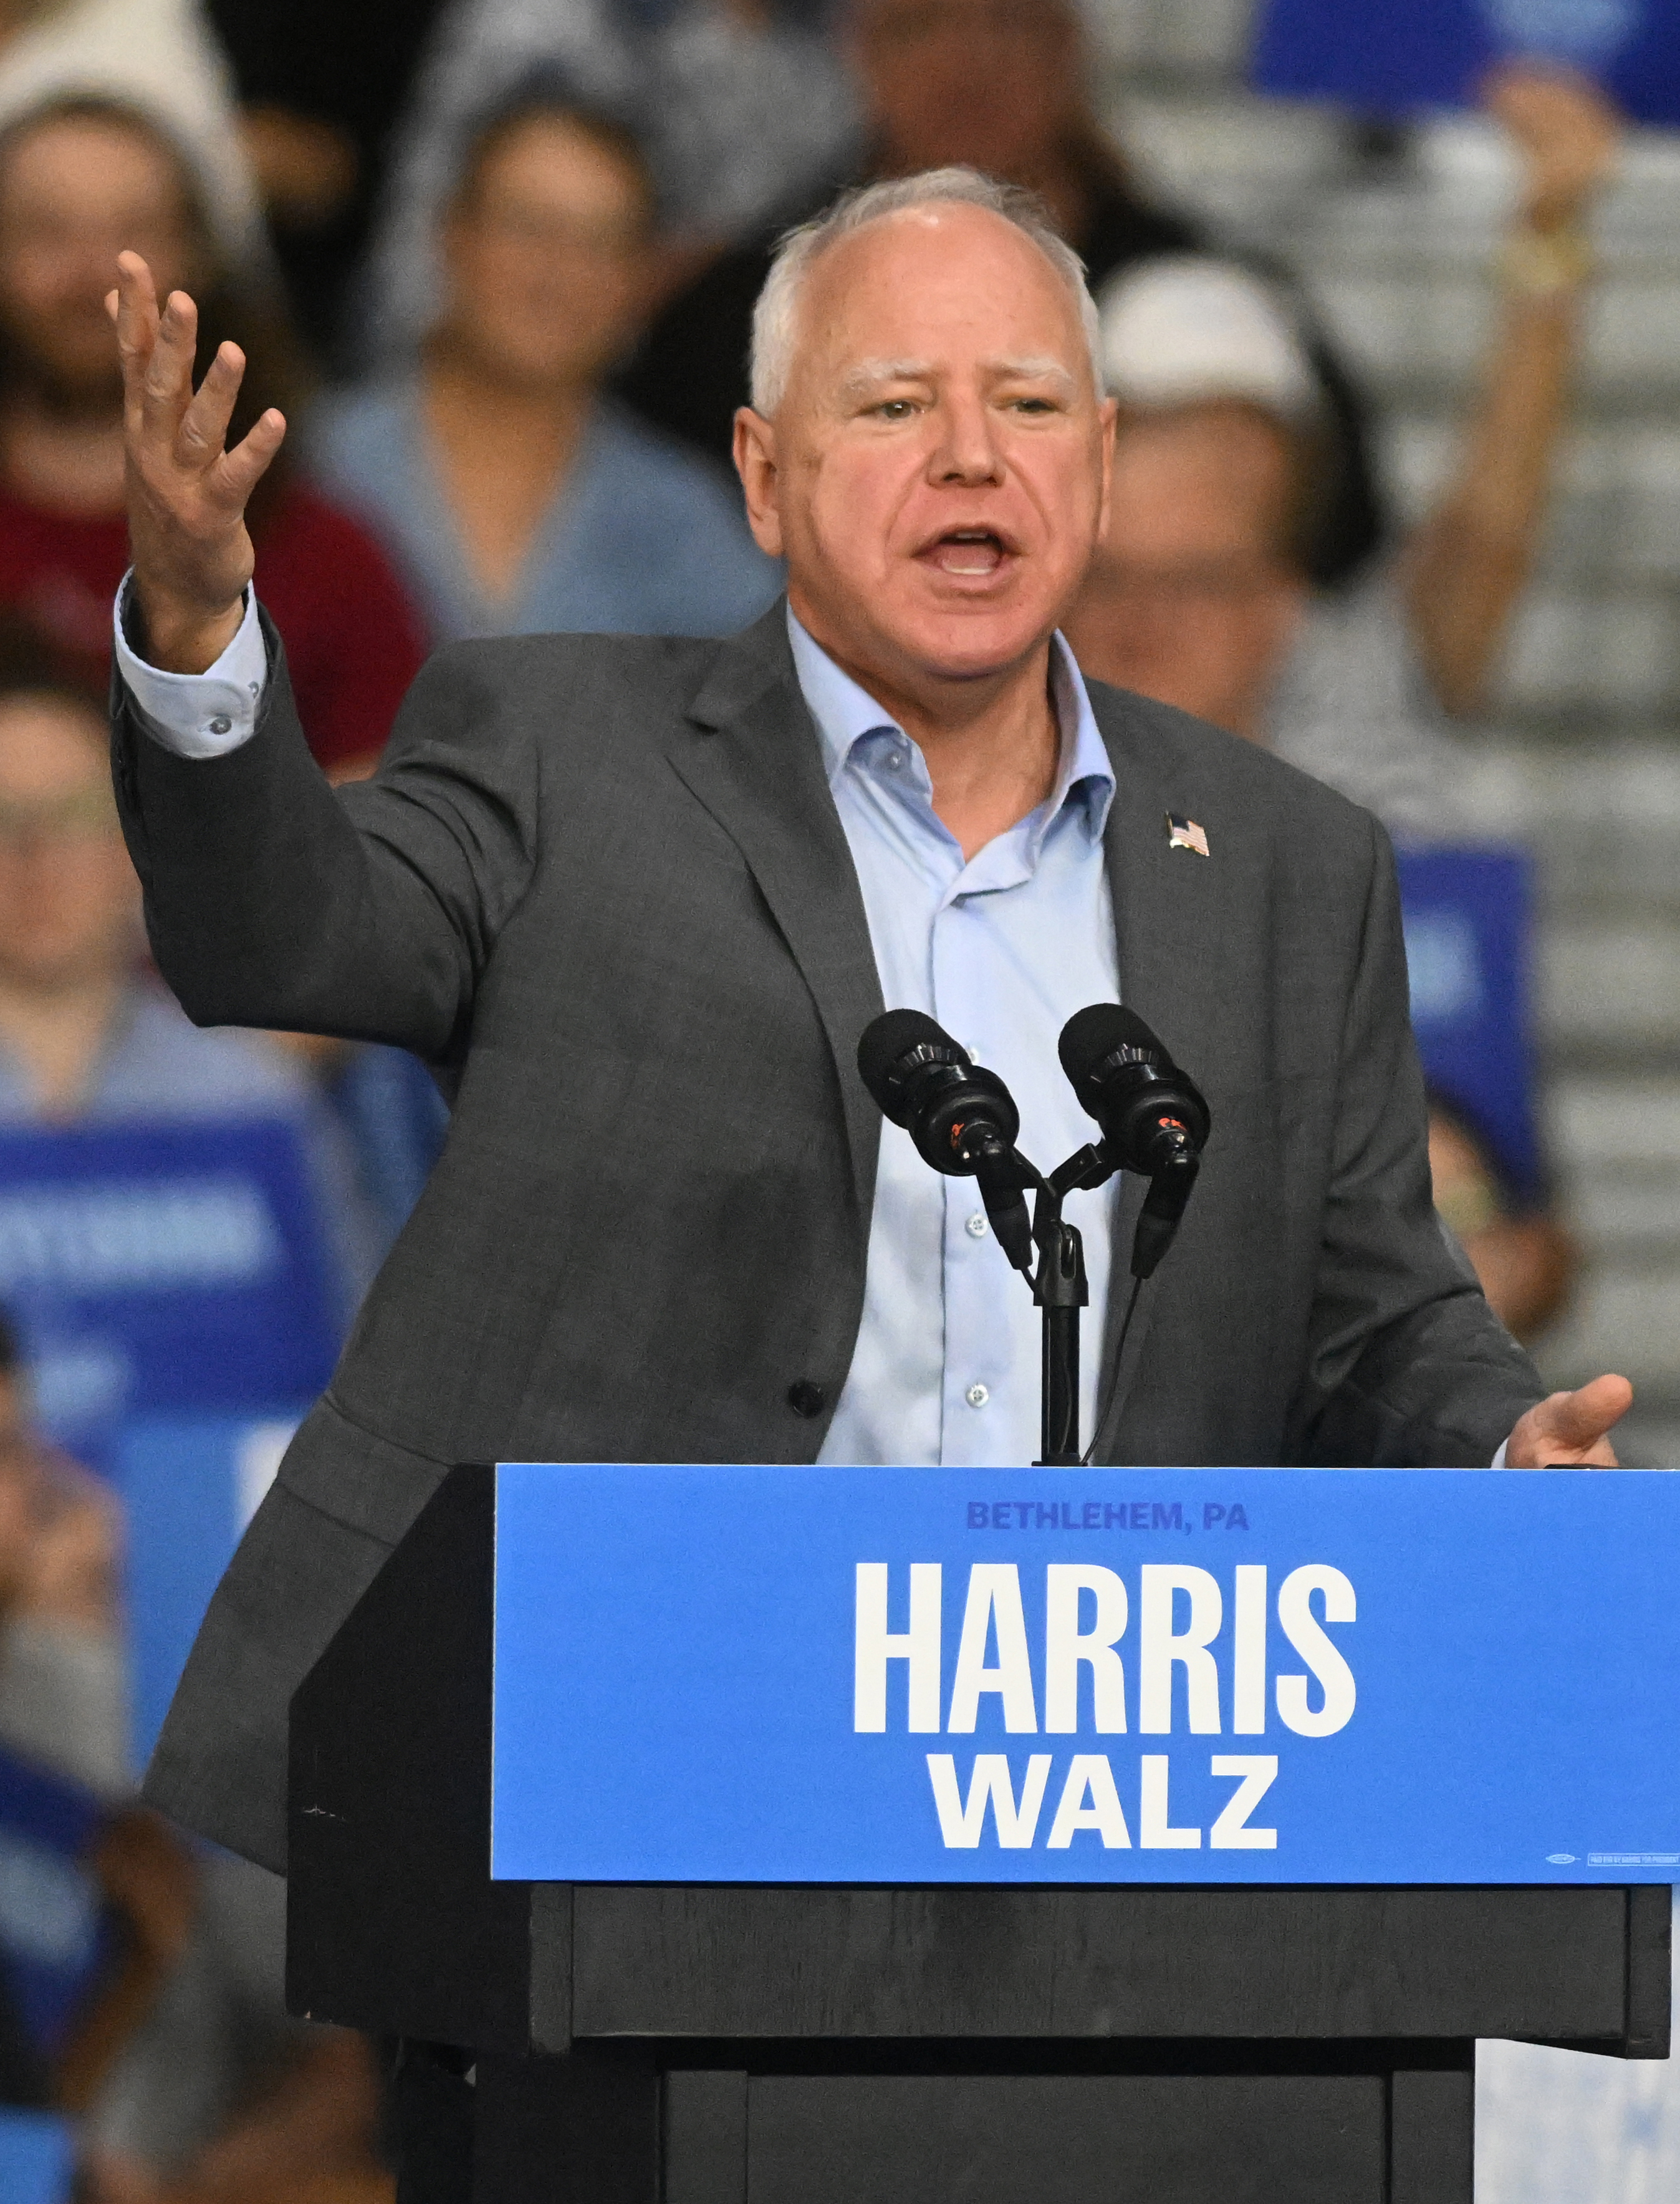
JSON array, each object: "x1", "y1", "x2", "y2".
[{"x1": 787, "y1": 606, "x2": 1115, "y2": 844}]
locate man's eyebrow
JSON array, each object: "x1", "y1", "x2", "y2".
[
  {"x1": 836, "y1": 358, "x2": 934, "y2": 401},
  {"x1": 832, "y1": 356, "x2": 1082, "y2": 404},
  {"x1": 986, "y1": 355, "x2": 1080, "y2": 391}
]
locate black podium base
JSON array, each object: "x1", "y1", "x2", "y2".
[
  {"x1": 291, "y1": 1470, "x2": 1671, "y2": 2204},
  {"x1": 441, "y1": 2036, "x2": 1473, "y2": 2204}
]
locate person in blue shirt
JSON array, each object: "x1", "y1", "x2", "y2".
[{"x1": 306, "y1": 84, "x2": 781, "y2": 647}]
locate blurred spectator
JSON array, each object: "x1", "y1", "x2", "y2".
[
  {"x1": 0, "y1": 1317, "x2": 203, "y2": 2142},
  {"x1": 635, "y1": 0, "x2": 858, "y2": 239},
  {"x1": 267, "y1": 1029, "x2": 450, "y2": 1257},
  {"x1": 0, "y1": 0, "x2": 258, "y2": 264},
  {"x1": 0, "y1": 655, "x2": 391, "y2": 2197},
  {"x1": 208, "y1": 0, "x2": 451, "y2": 365},
  {"x1": 0, "y1": 633, "x2": 375, "y2": 1308},
  {"x1": 0, "y1": 636, "x2": 295, "y2": 1124},
  {"x1": 80, "y1": 1852, "x2": 389, "y2": 2203},
  {"x1": 321, "y1": 1043, "x2": 449, "y2": 1256},
  {"x1": 364, "y1": 0, "x2": 858, "y2": 361},
  {"x1": 0, "y1": 96, "x2": 427, "y2": 777},
  {"x1": 614, "y1": 0, "x2": 1382, "y2": 585},
  {"x1": 1064, "y1": 67, "x2": 1621, "y2": 840},
  {"x1": 0, "y1": 1305, "x2": 121, "y2": 1798},
  {"x1": 1428, "y1": 1095, "x2": 1573, "y2": 1344},
  {"x1": 310, "y1": 90, "x2": 780, "y2": 645},
  {"x1": 0, "y1": 1303, "x2": 200, "y2": 2134}
]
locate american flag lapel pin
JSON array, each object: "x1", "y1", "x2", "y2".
[{"x1": 1166, "y1": 812, "x2": 1210, "y2": 858}]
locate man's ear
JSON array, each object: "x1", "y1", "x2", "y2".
[
  {"x1": 733, "y1": 407, "x2": 785, "y2": 558},
  {"x1": 1094, "y1": 394, "x2": 1118, "y2": 547}
]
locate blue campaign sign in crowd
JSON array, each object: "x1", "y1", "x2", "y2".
[
  {"x1": 0, "y1": 1119, "x2": 341, "y2": 1472},
  {"x1": 1254, "y1": 0, "x2": 1680, "y2": 127},
  {"x1": 0, "y1": 2112, "x2": 72, "y2": 2204},
  {"x1": 115, "y1": 1411, "x2": 303, "y2": 1766},
  {"x1": 1398, "y1": 845, "x2": 1542, "y2": 1201}
]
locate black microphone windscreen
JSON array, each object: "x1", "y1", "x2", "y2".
[
  {"x1": 857, "y1": 1009, "x2": 964, "y2": 1116},
  {"x1": 1058, "y1": 1004, "x2": 1166, "y2": 1090}
]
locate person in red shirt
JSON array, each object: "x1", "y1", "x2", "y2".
[{"x1": 0, "y1": 93, "x2": 426, "y2": 779}]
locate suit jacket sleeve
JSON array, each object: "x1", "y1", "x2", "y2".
[
  {"x1": 1293, "y1": 812, "x2": 1546, "y2": 1467},
  {"x1": 111, "y1": 614, "x2": 540, "y2": 1066}
]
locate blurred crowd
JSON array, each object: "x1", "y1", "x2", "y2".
[{"x1": 0, "y1": 0, "x2": 1649, "y2": 2195}]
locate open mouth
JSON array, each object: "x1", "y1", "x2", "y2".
[{"x1": 920, "y1": 527, "x2": 1014, "y2": 579}]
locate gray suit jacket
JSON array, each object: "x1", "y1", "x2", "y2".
[{"x1": 112, "y1": 603, "x2": 1543, "y2": 1872}]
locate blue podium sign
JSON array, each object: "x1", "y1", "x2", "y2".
[
  {"x1": 1253, "y1": 0, "x2": 1680, "y2": 128},
  {"x1": 492, "y1": 1465, "x2": 1680, "y2": 1886}
]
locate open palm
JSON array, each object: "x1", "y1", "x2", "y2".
[{"x1": 109, "y1": 249, "x2": 287, "y2": 672}]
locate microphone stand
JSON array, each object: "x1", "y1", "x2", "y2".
[{"x1": 1031, "y1": 1146, "x2": 1115, "y2": 1467}]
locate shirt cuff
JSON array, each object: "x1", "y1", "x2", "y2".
[
  {"x1": 1491, "y1": 1440, "x2": 1509, "y2": 1469},
  {"x1": 112, "y1": 575, "x2": 269, "y2": 758}
]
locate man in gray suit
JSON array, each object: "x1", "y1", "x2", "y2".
[{"x1": 108, "y1": 168, "x2": 1628, "y2": 1891}]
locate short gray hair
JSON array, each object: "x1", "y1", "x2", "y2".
[{"x1": 749, "y1": 166, "x2": 1104, "y2": 416}]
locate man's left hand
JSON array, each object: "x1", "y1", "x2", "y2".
[{"x1": 1505, "y1": 1372, "x2": 1633, "y2": 1466}]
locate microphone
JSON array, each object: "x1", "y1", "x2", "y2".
[
  {"x1": 1058, "y1": 1005, "x2": 1211, "y2": 1280},
  {"x1": 857, "y1": 1011, "x2": 1037, "y2": 1272}
]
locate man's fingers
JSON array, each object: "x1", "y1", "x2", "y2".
[
  {"x1": 213, "y1": 408, "x2": 288, "y2": 506},
  {"x1": 1505, "y1": 1373, "x2": 1633, "y2": 1467},
  {"x1": 175, "y1": 342, "x2": 246, "y2": 467},
  {"x1": 138, "y1": 287, "x2": 201, "y2": 445},
  {"x1": 1534, "y1": 1375, "x2": 1631, "y2": 1445},
  {"x1": 1537, "y1": 1373, "x2": 1634, "y2": 1449},
  {"x1": 112, "y1": 251, "x2": 161, "y2": 423}
]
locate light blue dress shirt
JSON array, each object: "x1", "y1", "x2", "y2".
[{"x1": 790, "y1": 613, "x2": 1121, "y2": 1470}]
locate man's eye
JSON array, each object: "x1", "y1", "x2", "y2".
[
  {"x1": 875, "y1": 399, "x2": 918, "y2": 421},
  {"x1": 1012, "y1": 397, "x2": 1057, "y2": 414}
]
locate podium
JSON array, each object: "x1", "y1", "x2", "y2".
[{"x1": 287, "y1": 1466, "x2": 1672, "y2": 2202}]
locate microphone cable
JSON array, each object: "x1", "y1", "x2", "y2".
[{"x1": 1081, "y1": 1272, "x2": 1145, "y2": 1468}]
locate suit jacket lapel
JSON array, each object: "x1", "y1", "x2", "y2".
[
  {"x1": 1088, "y1": 685, "x2": 1241, "y2": 1458},
  {"x1": 666, "y1": 605, "x2": 885, "y2": 1222}
]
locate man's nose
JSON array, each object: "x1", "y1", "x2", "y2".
[{"x1": 928, "y1": 390, "x2": 1004, "y2": 485}]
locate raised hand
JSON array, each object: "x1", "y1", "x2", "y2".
[
  {"x1": 1484, "y1": 62, "x2": 1621, "y2": 235},
  {"x1": 1504, "y1": 1372, "x2": 1633, "y2": 1467},
  {"x1": 107, "y1": 251, "x2": 287, "y2": 673}
]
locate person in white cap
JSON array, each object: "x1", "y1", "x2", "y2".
[{"x1": 1065, "y1": 64, "x2": 1620, "y2": 841}]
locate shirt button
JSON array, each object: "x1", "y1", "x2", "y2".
[
  {"x1": 966, "y1": 1212, "x2": 989, "y2": 1239},
  {"x1": 787, "y1": 1379, "x2": 827, "y2": 1419},
  {"x1": 966, "y1": 1383, "x2": 990, "y2": 1410},
  {"x1": 885, "y1": 750, "x2": 902, "y2": 770},
  {"x1": 207, "y1": 714, "x2": 233, "y2": 736}
]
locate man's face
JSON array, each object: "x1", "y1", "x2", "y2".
[
  {"x1": 736, "y1": 204, "x2": 1112, "y2": 693},
  {"x1": 1064, "y1": 405, "x2": 1312, "y2": 741},
  {"x1": 439, "y1": 118, "x2": 651, "y2": 390},
  {"x1": 0, "y1": 115, "x2": 196, "y2": 407},
  {"x1": 852, "y1": 0, "x2": 1079, "y2": 184},
  {"x1": 0, "y1": 697, "x2": 137, "y2": 992}
]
